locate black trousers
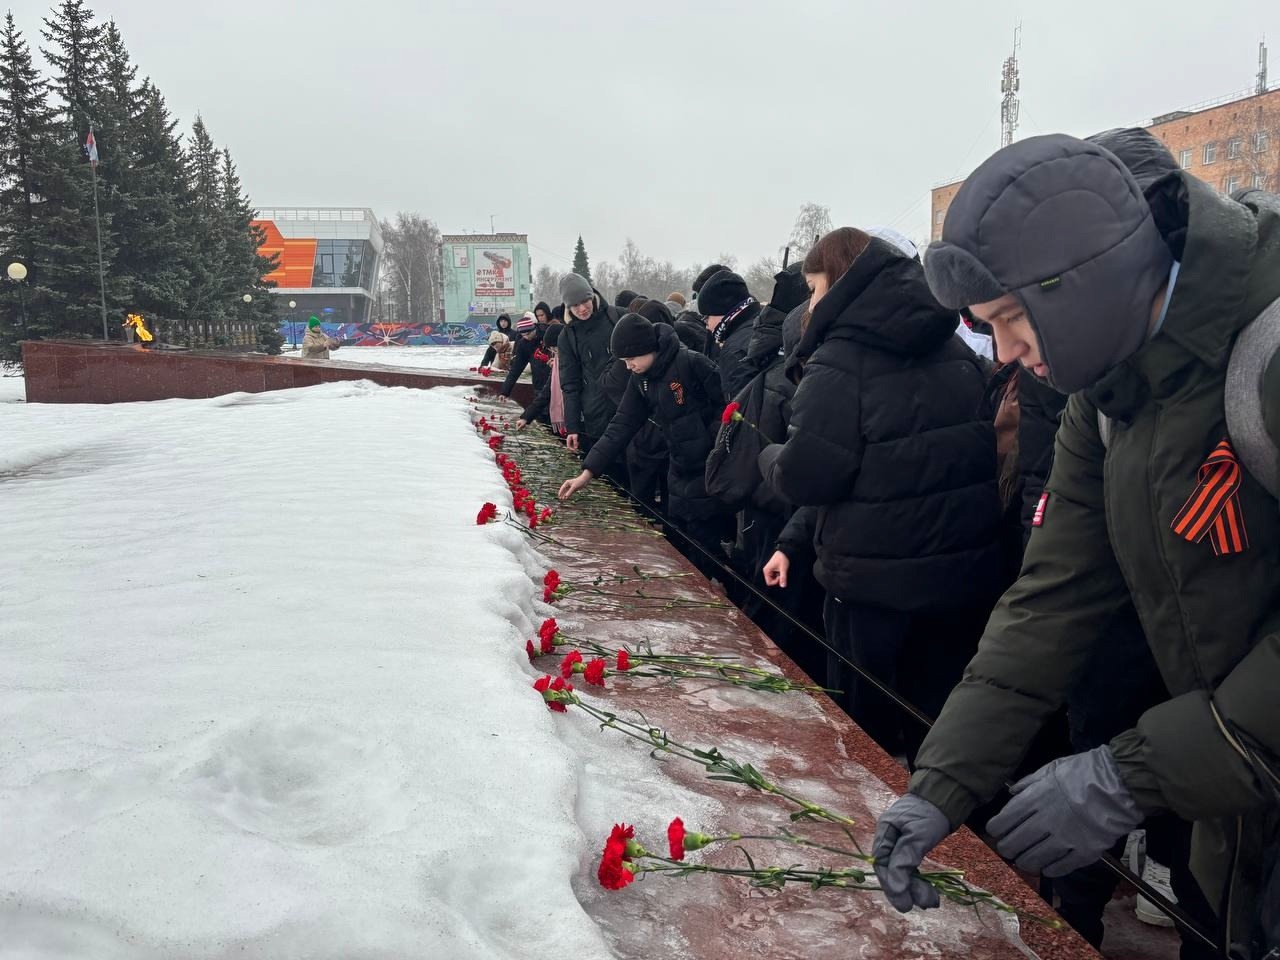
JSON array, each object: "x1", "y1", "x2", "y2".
[{"x1": 822, "y1": 596, "x2": 984, "y2": 762}]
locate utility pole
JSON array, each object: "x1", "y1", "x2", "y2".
[
  {"x1": 1258, "y1": 38, "x2": 1269, "y2": 96},
  {"x1": 1000, "y1": 25, "x2": 1022, "y2": 149}
]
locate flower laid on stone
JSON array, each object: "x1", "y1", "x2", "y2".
[
  {"x1": 532, "y1": 674, "x2": 573, "y2": 713},
  {"x1": 476, "y1": 502, "x2": 498, "y2": 525},
  {"x1": 596, "y1": 818, "x2": 1059, "y2": 928},
  {"x1": 488, "y1": 434, "x2": 503, "y2": 450},
  {"x1": 542, "y1": 569, "x2": 564, "y2": 603},
  {"x1": 616, "y1": 649, "x2": 631, "y2": 672}
]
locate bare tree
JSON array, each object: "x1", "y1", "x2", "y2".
[
  {"x1": 787, "y1": 203, "x2": 833, "y2": 260},
  {"x1": 742, "y1": 256, "x2": 781, "y2": 302},
  {"x1": 380, "y1": 213, "x2": 441, "y2": 324},
  {"x1": 532, "y1": 264, "x2": 560, "y2": 308}
]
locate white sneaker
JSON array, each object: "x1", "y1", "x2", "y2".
[{"x1": 1135, "y1": 858, "x2": 1177, "y2": 927}]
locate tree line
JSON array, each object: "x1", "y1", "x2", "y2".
[
  {"x1": 0, "y1": 1, "x2": 280, "y2": 365},
  {"x1": 533, "y1": 203, "x2": 837, "y2": 310}
]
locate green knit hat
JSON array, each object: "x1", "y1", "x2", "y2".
[{"x1": 307, "y1": 316, "x2": 321, "y2": 329}]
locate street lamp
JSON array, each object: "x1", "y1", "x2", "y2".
[
  {"x1": 6, "y1": 260, "x2": 29, "y2": 336},
  {"x1": 289, "y1": 300, "x2": 298, "y2": 349}
]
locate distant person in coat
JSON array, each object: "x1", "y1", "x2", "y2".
[{"x1": 300, "y1": 317, "x2": 340, "y2": 359}]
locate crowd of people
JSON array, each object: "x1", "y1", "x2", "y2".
[{"x1": 486, "y1": 128, "x2": 1278, "y2": 959}]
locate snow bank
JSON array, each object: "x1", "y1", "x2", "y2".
[
  {"x1": 331, "y1": 345, "x2": 484, "y2": 373},
  {"x1": 0, "y1": 381, "x2": 616, "y2": 959}
]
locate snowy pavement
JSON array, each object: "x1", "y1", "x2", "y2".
[
  {"x1": 0, "y1": 381, "x2": 618, "y2": 958},
  {"x1": 309, "y1": 345, "x2": 485, "y2": 373}
]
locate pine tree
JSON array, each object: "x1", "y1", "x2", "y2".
[
  {"x1": 220, "y1": 146, "x2": 280, "y2": 353},
  {"x1": 572, "y1": 234, "x2": 591, "y2": 283},
  {"x1": 90, "y1": 19, "x2": 138, "y2": 313},
  {"x1": 120, "y1": 80, "x2": 190, "y2": 326},
  {"x1": 40, "y1": 0, "x2": 102, "y2": 132},
  {"x1": 182, "y1": 114, "x2": 227, "y2": 339},
  {"x1": 40, "y1": 0, "x2": 119, "y2": 341},
  {"x1": 0, "y1": 13, "x2": 56, "y2": 360}
]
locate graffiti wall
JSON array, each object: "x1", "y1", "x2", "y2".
[{"x1": 281, "y1": 321, "x2": 499, "y2": 347}]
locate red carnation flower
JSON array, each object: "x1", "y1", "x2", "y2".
[
  {"x1": 469, "y1": 367, "x2": 478, "y2": 372},
  {"x1": 722, "y1": 401, "x2": 742, "y2": 424},
  {"x1": 533, "y1": 674, "x2": 572, "y2": 712},
  {"x1": 584, "y1": 658, "x2": 608, "y2": 687},
  {"x1": 488, "y1": 435, "x2": 504, "y2": 450},
  {"x1": 525, "y1": 639, "x2": 536, "y2": 661},
  {"x1": 616, "y1": 649, "x2": 631, "y2": 672},
  {"x1": 529, "y1": 514, "x2": 539, "y2": 530},
  {"x1": 560, "y1": 650, "x2": 583, "y2": 679},
  {"x1": 544, "y1": 570, "x2": 561, "y2": 591},
  {"x1": 476, "y1": 502, "x2": 498, "y2": 525},
  {"x1": 598, "y1": 838, "x2": 635, "y2": 890},
  {"x1": 539, "y1": 507, "x2": 554, "y2": 523},
  {"x1": 667, "y1": 817, "x2": 687, "y2": 861},
  {"x1": 533, "y1": 675, "x2": 551, "y2": 693},
  {"x1": 480, "y1": 368, "x2": 492, "y2": 377},
  {"x1": 540, "y1": 632, "x2": 555, "y2": 655},
  {"x1": 539, "y1": 618, "x2": 558, "y2": 642}
]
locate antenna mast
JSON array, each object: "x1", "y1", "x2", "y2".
[
  {"x1": 1000, "y1": 24, "x2": 1022, "y2": 148},
  {"x1": 1258, "y1": 39, "x2": 1269, "y2": 95}
]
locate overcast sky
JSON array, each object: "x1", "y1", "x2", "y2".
[{"x1": 14, "y1": 0, "x2": 1280, "y2": 274}]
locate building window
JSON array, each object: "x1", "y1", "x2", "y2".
[
  {"x1": 1255, "y1": 173, "x2": 1268, "y2": 190},
  {"x1": 1179, "y1": 149, "x2": 1193, "y2": 168},
  {"x1": 1257, "y1": 131, "x2": 1271, "y2": 153},
  {"x1": 934, "y1": 210, "x2": 944, "y2": 225},
  {"x1": 1204, "y1": 142, "x2": 1218, "y2": 164},
  {"x1": 1228, "y1": 138, "x2": 1243, "y2": 159},
  {"x1": 1225, "y1": 176, "x2": 1241, "y2": 194}
]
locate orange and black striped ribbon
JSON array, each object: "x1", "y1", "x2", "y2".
[{"x1": 1171, "y1": 439, "x2": 1249, "y2": 556}]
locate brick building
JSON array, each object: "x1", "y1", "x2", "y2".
[{"x1": 929, "y1": 84, "x2": 1280, "y2": 242}]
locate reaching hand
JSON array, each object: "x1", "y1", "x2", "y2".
[
  {"x1": 762, "y1": 550, "x2": 790, "y2": 588},
  {"x1": 566, "y1": 433, "x2": 580, "y2": 452},
  {"x1": 557, "y1": 471, "x2": 592, "y2": 501},
  {"x1": 872, "y1": 794, "x2": 952, "y2": 913},
  {"x1": 987, "y1": 746, "x2": 1143, "y2": 877},
  {"x1": 515, "y1": 419, "x2": 528, "y2": 431}
]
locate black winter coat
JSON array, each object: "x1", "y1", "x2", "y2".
[
  {"x1": 500, "y1": 332, "x2": 551, "y2": 398},
  {"x1": 673, "y1": 311, "x2": 710, "y2": 355},
  {"x1": 705, "y1": 353, "x2": 795, "y2": 514},
  {"x1": 1014, "y1": 370, "x2": 1067, "y2": 542},
  {"x1": 711, "y1": 302, "x2": 761, "y2": 401},
  {"x1": 558, "y1": 296, "x2": 622, "y2": 439},
  {"x1": 758, "y1": 239, "x2": 1004, "y2": 612},
  {"x1": 584, "y1": 324, "x2": 723, "y2": 520}
]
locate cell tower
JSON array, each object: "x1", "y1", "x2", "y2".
[
  {"x1": 1258, "y1": 39, "x2": 1269, "y2": 95},
  {"x1": 1001, "y1": 25, "x2": 1022, "y2": 148}
]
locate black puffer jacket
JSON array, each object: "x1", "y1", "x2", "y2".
[
  {"x1": 500, "y1": 331, "x2": 551, "y2": 398},
  {"x1": 558, "y1": 294, "x2": 622, "y2": 439},
  {"x1": 711, "y1": 301, "x2": 762, "y2": 400},
  {"x1": 758, "y1": 239, "x2": 1003, "y2": 612},
  {"x1": 584, "y1": 323, "x2": 723, "y2": 520},
  {"x1": 673, "y1": 310, "x2": 709, "y2": 355}
]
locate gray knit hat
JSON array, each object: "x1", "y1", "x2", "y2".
[
  {"x1": 925, "y1": 134, "x2": 1171, "y2": 393},
  {"x1": 560, "y1": 272, "x2": 594, "y2": 307}
]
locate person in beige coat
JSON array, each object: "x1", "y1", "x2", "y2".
[{"x1": 300, "y1": 317, "x2": 340, "y2": 360}]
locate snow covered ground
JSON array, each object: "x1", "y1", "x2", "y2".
[
  {"x1": 314, "y1": 345, "x2": 484, "y2": 373},
  {"x1": 0, "y1": 380, "x2": 664, "y2": 959}
]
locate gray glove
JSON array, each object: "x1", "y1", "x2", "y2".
[
  {"x1": 987, "y1": 745, "x2": 1143, "y2": 877},
  {"x1": 872, "y1": 793, "x2": 952, "y2": 912}
]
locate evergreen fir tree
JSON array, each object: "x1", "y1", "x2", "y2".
[
  {"x1": 220, "y1": 146, "x2": 280, "y2": 353},
  {"x1": 572, "y1": 234, "x2": 591, "y2": 283},
  {"x1": 124, "y1": 80, "x2": 191, "y2": 326},
  {"x1": 89, "y1": 18, "x2": 138, "y2": 314},
  {"x1": 40, "y1": 0, "x2": 103, "y2": 132},
  {"x1": 182, "y1": 114, "x2": 227, "y2": 339},
  {"x1": 40, "y1": 0, "x2": 120, "y2": 341},
  {"x1": 0, "y1": 12, "x2": 103, "y2": 354}
]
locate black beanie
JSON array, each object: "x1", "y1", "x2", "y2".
[
  {"x1": 636, "y1": 299, "x2": 674, "y2": 326},
  {"x1": 610, "y1": 313, "x2": 657, "y2": 359},
  {"x1": 543, "y1": 324, "x2": 562, "y2": 349},
  {"x1": 551, "y1": 304, "x2": 565, "y2": 322},
  {"x1": 692, "y1": 263, "x2": 728, "y2": 294},
  {"x1": 696, "y1": 270, "x2": 750, "y2": 316},
  {"x1": 615, "y1": 289, "x2": 640, "y2": 310}
]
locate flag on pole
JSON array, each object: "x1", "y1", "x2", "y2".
[{"x1": 85, "y1": 127, "x2": 98, "y2": 167}]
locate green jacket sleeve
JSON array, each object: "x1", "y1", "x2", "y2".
[
  {"x1": 1110, "y1": 634, "x2": 1280, "y2": 819},
  {"x1": 909, "y1": 393, "x2": 1130, "y2": 826}
]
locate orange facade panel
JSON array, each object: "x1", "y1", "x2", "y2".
[{"x1": 252, "y1": 220, "x2": 316, "y2": 288}]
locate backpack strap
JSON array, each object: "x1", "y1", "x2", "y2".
[{"x1": 1225, "y1": 295, "x2": 1280, "y2": 498}]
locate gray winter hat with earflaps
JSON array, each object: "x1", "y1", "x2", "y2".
[{"x1": 924, "y1": 134, "x2": 1172, "y2": 394}]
